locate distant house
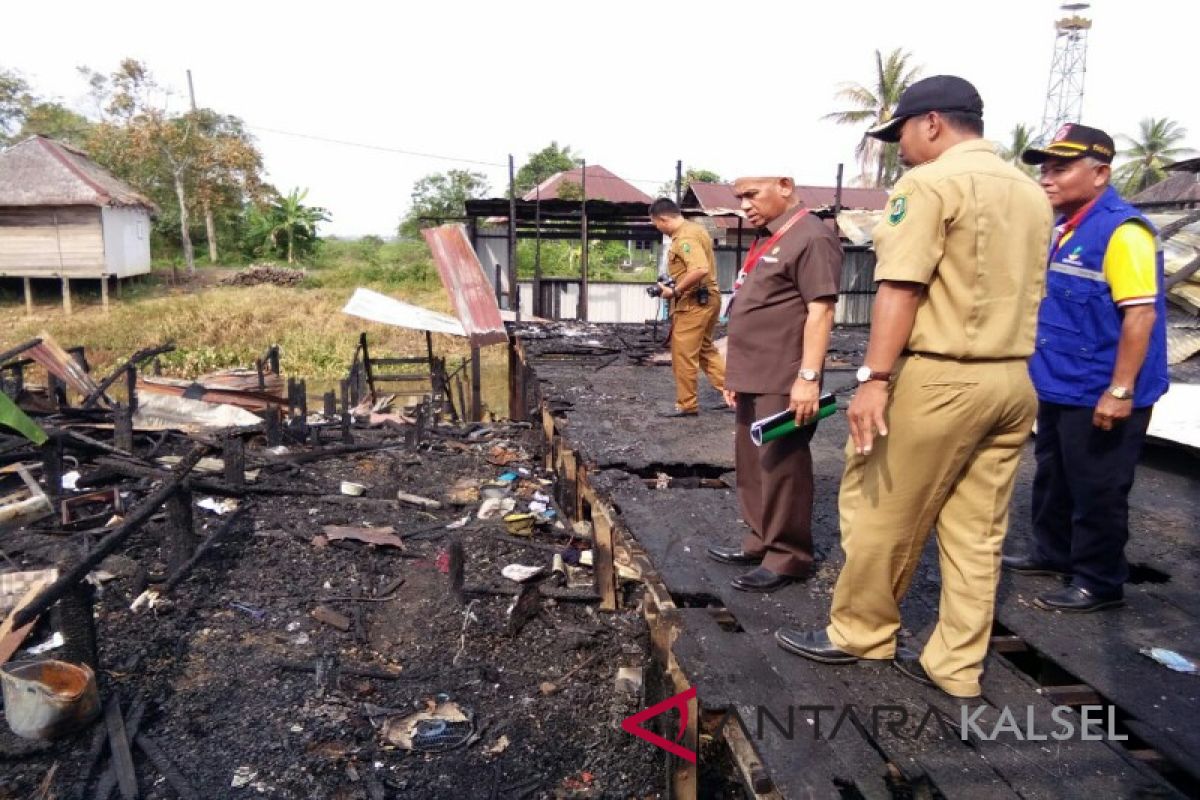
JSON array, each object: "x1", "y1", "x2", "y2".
[
  {"x1": 682, "y1": 181, "x2": 889, "y2": 246},
  {"x1": 522, "y1": 164, "x2": 654, "y2": 205},
  {"x1": 0, "y1": 136, "x2": 157, "y2": 307},
  {"x1": 1132, "y1": 157, "x2": 1200, "y2": 210}
]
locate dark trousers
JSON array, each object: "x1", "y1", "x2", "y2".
[
  {"x1": 734, "y1": 393, "x2": 815, "y2": 577},
  {"x1": 1031, "y1": 401, "x2": 1152, "y2": 597}
]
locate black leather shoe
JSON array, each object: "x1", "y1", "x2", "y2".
[
  {"x1": 658, "y1": 408, "x2": 698, "y2": 418},
  {"x1": 1002, "y1": 554, "x2": 1069, "y2": 578},
  {"x1": 1034, "y1": 585, "x2": 1124, "y2": 613},
  {"x1": 731, "y1": 566, "x2": 797, "y2": 593},
  {"x1": 776, "y1": 628, "x2": 859, "y2": 664},
  {"x1": 893, "y1": 647, "x2": 981, "y2": 699},
  {"x1": 706, "y1": 545, "x2": 763, "y2": 566},
  {"x1": 704, "y1": 402, "x2": 734, "y2": 413}
]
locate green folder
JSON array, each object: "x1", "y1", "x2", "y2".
[
  {"x1": 0, "y1": 391, "x2": 48, "y2": 446},
  {"x1": 750, "y1": 393, "x2": 837, "y2": 446}
]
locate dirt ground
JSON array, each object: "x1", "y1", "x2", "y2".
[{"x1": 0, "y1": 422, "x2": 664, "y2": 799}]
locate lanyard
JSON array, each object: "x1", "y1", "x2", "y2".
[
  {"x1": 741, "y1": 208, "x2": 809, "y2": 278},
  {"x1": 1051, "y1": 195, "x2": 1099, "y2": 256}
]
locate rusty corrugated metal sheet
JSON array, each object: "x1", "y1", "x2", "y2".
[
  {"x1": 421, "y1": 224, "x2": 508, "y2": 347},
  {"x1": 26, "y1": 334, "x2": 102, "y2": 398}
]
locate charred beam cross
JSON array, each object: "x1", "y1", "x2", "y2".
[
  {"x1": 81, "y1": 342, "x2": 175, "y2": 409},
  {"x1": 13, "y1": 445, "x2": 208, "y2": 628}
]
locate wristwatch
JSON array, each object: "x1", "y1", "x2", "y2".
[
  {"x1": 797, "y1": 368, "x2": 821, "y2": 382},
  {"x1": 856, "y1": 366, "x2": 892, "y2": 384},
  {"x1": 1107, "y1": 386, "x2": 1132, "y2": 400}
]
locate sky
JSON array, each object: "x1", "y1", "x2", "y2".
[{"x1": 5, "y1": 0, "x2": 1197, "y2": 237}]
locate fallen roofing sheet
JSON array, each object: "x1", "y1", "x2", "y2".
[
  {"x1": 341, "y1": 287, "x2": 467, "y2": 337},
  {"x1": 24, "y1": 333, "x2": 102, "y2": 399},
  {"x1": 136, "y1": 376, "x2": 284, "y2": 412},
  {"x1": 421, "y1": 224, "x2": 508, "y2": 347},
  {"x1": 132, "y1": 393, "x2": 262, "y2": 433}
]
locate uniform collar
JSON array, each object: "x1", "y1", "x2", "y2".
[
  {"x1": 763, "y1": 203, "x2": 806, "y2": 235},
  {"x1": 939, "y1": 138, "x2": 997, "y2": 159}
]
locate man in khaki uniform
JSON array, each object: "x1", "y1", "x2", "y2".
[
  {"x1": 649, "y1": 198, "x2": 726, "y2": 417},
  {"x1": 775, "y1": 76, "x2": 1053, "y2": 699}
]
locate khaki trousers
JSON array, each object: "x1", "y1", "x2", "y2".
[
  {"x1": 826, "y1": 354, "x2": 1036, "y2": 697},
  {"x1": 670, "y1": 300, "x2": 725, "y2": 412}
]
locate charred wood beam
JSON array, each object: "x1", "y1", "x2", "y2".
[
  {"x1": 162, "y1": 505, "x2": 249, "y2": 594},
  {"x1": 12, "y1": 445, "x2": 208, "y2": 628},
  {"x1": 82, "y1": 343, "x2": 174, "y2": 409},
  {"x1": 99, "y1": 695, "x2": 142, "y2": 800},
  {"x1": 273, "y1": 660, "x2": 408, "y2": 681},
  {"x1": 133, "y1": 735, "x2": 200, "y2": 800},
  {"x1": 0, "y1": 338, "x2": 42, "y2": 368}
]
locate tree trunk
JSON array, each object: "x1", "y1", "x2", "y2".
[
  {"x1": 174, "y1": 170, "x2": 195, "y2": 275},
  {"x1": 204, "y1": 201, "x2": 218, "y2": 263},
  {"x1": 287, "y1": 229, "x2": 295, "y2": 264}
]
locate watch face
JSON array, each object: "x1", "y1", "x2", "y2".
[{"x1": 856, "y1": 366, "x2": 872, "y2": 382}]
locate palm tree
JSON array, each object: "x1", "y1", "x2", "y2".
[
  {"x1": 999, "y1": 123, "x2": 1038, "y2": 178},
  {"x1": 1114, "y1": 118, "x2": 1195, "y2": 196},
  {"x1": 273, "y1": 188, "x2": 329, "y2": 264},
  {"x1": 825, "y1": 48, "x2": 922, "y2": 188}
]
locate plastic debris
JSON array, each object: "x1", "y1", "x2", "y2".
[
  {"x1": 381, "y1": 698, "x2": 474, "y2": 752},
  {"x1": 230, "y1": 602, "x2": 267, "y2": 621},
  {"x1": 446, "y1": 515, "x2": 470, "y2": 530},
  {"x1": 484, "y1": 734, "x2": 510, "y2": 756},
  {"x1": 197, "y1": 497, "x2": 239, "y2": 515},
  {"x1": 231, "y1": 766, "x2": 258, "y2": 788},
  {"x1": 503, "y1": 512, "x2": 536, "y2": 536},
  {"x1": 61, "y1": 471, "x2": 80, "y2": 490},
  {"x1": 339, "y1": 481, "x2": 367, "y2": 496},
  {"x1": 497, "y1": 471, "x2": 519, "y2": 484},
  {"x1": 24, "y1": 632, "x2": 65, "y2": 655},
  {"x1": 1139, "y1": 647, "x2": 1198, "y2": 674},
  {"x1": 501, "y1": 564, "x2": 546, "y2": 583},
  {"x1": 478, "y1": 496, "x2": 516, "y2": 520}
]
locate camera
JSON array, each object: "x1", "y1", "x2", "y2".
[{"x1": 646, "y1": 275, "x2": 676, "y2": 298}]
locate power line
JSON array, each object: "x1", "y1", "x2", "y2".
[{"x1": 246, "y1": 123, "x2": 674, "y2": 187}]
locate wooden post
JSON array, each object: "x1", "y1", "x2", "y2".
[
  {"x1": 101, "y1": 276, "x2": 110, "y2": 313},
  {"x1": 323, "y1": 391, "x2": 336, "y2": 418},
  {"x1": 41, "y1": 435, "x2": 64, "y2": 504},
  {"x1": 50, "y1": 581, "x2": 97, "y2": 668},
  {"x1": 115, "y1": 404, "x2": 134, "y2": 453},
  {"x1": 580, "y1": 160, "x2": 589, "y2": 321},
  {"x1": 223, "y1": 435, "x2": 245, "y2": 490},
  {"x1": 164, "y1": 488, "x2": 197, "y2": 574},
  {"x1": 23, "y1": 277, "x2": 33, "y2": 316},
  {"x1": 265, "y1": 405, "x2": 282, "y2": 447},
  {"x1": 339, "y1": 380, "x2": 352, "y2": 444},
  {"x1": 61, "y1": 277, "x2": 72, "y2": 315},
  {"x1": 470, "y1": 346, "x2": 482, "y2": 422}
]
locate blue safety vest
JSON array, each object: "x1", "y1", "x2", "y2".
[{"x1": 1029, "y1": 186, "x2": 1169, "y2": 408}]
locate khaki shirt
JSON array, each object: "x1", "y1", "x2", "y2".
[
  {"x1": 873, "y1": 139, "x2": 1053, "y2": 359},
  {"x1": 667, "y1": 219, "x2": 720, "y2": 300}
]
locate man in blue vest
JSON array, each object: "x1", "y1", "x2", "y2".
[{"x1": 1004, "y1": 124, "x2": 1170, "y2": 613}]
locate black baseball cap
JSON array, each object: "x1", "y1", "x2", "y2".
[
  {"x1": 1021, "y1": 123, "x2": 1115, "y2": 165},
  {"x1": 866, "y1": 75, "x2": 984, "y2": 143}
]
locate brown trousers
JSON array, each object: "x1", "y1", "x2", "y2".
[
  {"x1": 671, "y1": 300, "x2": 725, "y2": 412},
  {"x1": 826, "y1": 355, "x2": 1036, "y2": 698},
  {"x1": 735, "y1": 392, "x2": 816, "y2": 577}
]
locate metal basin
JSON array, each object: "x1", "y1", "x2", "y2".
[{"x1": 1, "y1": 660, "x2": 100, "y2": 739}]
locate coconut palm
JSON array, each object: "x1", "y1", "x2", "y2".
[
  {"x1": 999, "y1": 123, "x2": 1038, "y2": 178},
  {"x1": 1114, "y1": 118, "x2": 1195, "y2": 196},
  {"x1": 825, "y1": 48, "x2": 922, "y2": 188}
]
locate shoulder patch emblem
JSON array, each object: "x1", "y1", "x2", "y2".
[
  {"x1": 887, "y1": 194, "x2": 908, "y2": 226},
  {"x1": 682, "y1": 243, "x2": 691, "y2": 253}
]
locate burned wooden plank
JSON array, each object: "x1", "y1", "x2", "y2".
[
  {"x1": 13, "y1": 445, "x2": 208, "y2": 628},
  {"x1": 103, "y1": 697, "x2": 139, "y2": 800},
  {"x1": 162, "y1": 505, "x2": 249, "y2": 594},
  {"x1": 164, "y1": 487, "x2": 197, "y2": 574},
  {"x1": 82, "y1": 343, "x2": 174, "y2": 409},
  {"x1": 273, "y1": 660, "x2": 406, "y2": 681},
  {"x1": 311, "y1": 605, "x2": 352, "y2": 632},
  {"x1": 0, "y1": 337, "x2": 42, "y2": 368},
  {"x1": 133, "y1": 735, "x2": 201, "y2": 800}
]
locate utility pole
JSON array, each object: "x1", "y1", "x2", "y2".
[{"x1": 187, "y1": 69, "x2": 219, "y2": 264}]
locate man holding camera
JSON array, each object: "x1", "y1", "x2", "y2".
[{"x1": 649, "y1": 197, "x2": 726, "y2": 417}]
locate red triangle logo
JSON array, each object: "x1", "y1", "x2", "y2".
[{"x1": 620, "y1": 687, "x2": 697, "y2": 763}]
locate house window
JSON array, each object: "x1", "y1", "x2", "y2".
[{"x1": 634, "y1": 240, "x2": 653, "y2": 251}]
